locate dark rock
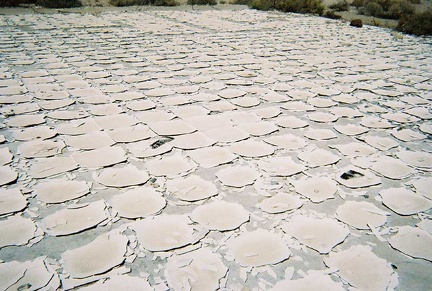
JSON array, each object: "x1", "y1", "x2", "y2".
[{"x1": 350, "y1": 19, "x2": 363, "y2": 28}]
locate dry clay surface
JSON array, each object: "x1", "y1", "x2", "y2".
[{"x1": 0, "y1": 6, "x2": 432, "y2": 291}]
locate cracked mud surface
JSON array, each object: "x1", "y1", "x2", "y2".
[{"x1": 0, "y1": 6, "x2": 431, "y2": 290}]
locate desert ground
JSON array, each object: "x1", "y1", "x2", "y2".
[{"x1": 0, "y1": 4, "x2": 431, "y2": 291}]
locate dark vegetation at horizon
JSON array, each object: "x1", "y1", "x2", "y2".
[{"x1": 0, "y1": 0, "x2": 431, "y2": 35}]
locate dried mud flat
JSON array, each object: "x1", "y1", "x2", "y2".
[{"x1": 0, "y1": 5, "x2": 431, "y2": 291}]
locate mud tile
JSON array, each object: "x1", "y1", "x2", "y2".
[
  {"x1": 191, "y1": 201, "x2": 249, "y2": 231},
  {"x1": 165, "y1": 248, "x2": 227, "y2": 291},
  {"x1": 380, "y1": 187, "x2": 432, "y2": 215},
  {"x1": 0, "y1": 215, "x2": 36, "y2": 248},
  {"x1": 370, "y1": 156, "x2": 415, "y2": 180},
  {"x1": 73, "y1": 146, "x2": 126, "y2": 169},
  {"x1": 34, "y1": 179, "x2": 90, "y2": 204},
  {"x1": 324, "y1": 245, "x2": 397, "y2": 290},
  {"x1": 42, "y1": 200, "x2": 108, "y2": 236},
  {"x1": 131, "y1": 215, "x2": 207, "y2": 252},
  {"x1": 61, "y1": 231, "x2": 128, "y2": 278},
  {"x1": 336, "y1": 201, "x2": 389, "y2": 229},
  {"x1": 64, "y1": 131, "x2": 115, "y2": 150},
  {"x1": 282, "y1": 215, "x2": 349, "y2": 254},
  {"x1": 94, "y1": 165, "x2": 150, "y2": 188},
  {"x1": 227, "y1": 230, "x2": 291, "y2": 267},
  {"x1": 258, "y1": 192, "x2": 302, "y2": 214}
]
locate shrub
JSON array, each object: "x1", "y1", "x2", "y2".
[
  {"x1": 351, "y1": 0, "x2": 364, "y2": 8},
  {"x1": 249, "y1": 0, "x2": 273, "y2": 9},
  {"x1": 323, "y1": 9, "x2": 342, "y2": 18},
  {"x1": 388, "y1": 0, "x2": 414, "y2": 19},
  {"x1": 35, "y1": 0, "x2": 82, "y2": 8},
  {"x1": 359, "y1": 1, "x2": 384, "y2": 17},
  {"x1": 233, "y1": 0, "x2": 250, "y2": 4},
  {"x1": 397, "y1": 8, "x2": 432, "y2": 35},
  {"x1": 109, "y1": 0, "x2": 179, "y2": 6},
  {"x1": 0, "y1": 0, "x2": 35, "y2": 6},
  {"x1": 328, "y1": 0, "x2": 349, "y2": 11},
  {"x1": 187, "y1": 0, "x2": 218, "y2": 4},
  {"x1": 275, "y1": 0, "x2": 325, "y2": 14}
]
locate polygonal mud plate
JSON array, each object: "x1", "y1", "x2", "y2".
[
  {"x1": 0, "y1": 188, "x2": 27, "y2": 216},
  {"x1": 391, "y1": 128, "x2": 426, "y2": 142},
  {"x1": 408, "y1": 177, "x2": 432, "y2": 200},
  {"x1": 0, "y1": 257, "x2": 59, "y2": 291},
  {"x1": 362, "y1": 135, "x2": 399, "y2": 151},
  {"x1": 336, "y1": 201, "x2": 389, "y2": 229},
  {"x1": 73, "y1": 146, "x2": 126, "y2": 169},
  {"x1": 109, "y1": 187, "x2": 166, "y2": 219},
  {"x1": 166, "y1": 175, "x2": 218, "y2": 202},
  {"x1": 229, "y1": 140, "x2": 275, "y2": 158},
  {"x1": 0, "y1": 215, "x2": 36, "y2": 248},
  {"x1": 190, "y1": 201, "x2": 249, "y2": 231},
  {"x1": 126, "y1": 99, "x2": 156, "y2": 111},
  {"x1": 218, "y1": 88, "x2": 247, "y2": 99},
  {"x1": 389, "y1": 226, "x2": 432, "y2": 261},
  {"x1": 134, "y1": 110, "x2": 176, "y2": 124},
  {"x1": 307, "y1": 112, "x2": 338, "y2": 123},
  {"x1": 0, "y1": 147, "x2": 13, "y2": 165},
  {"x1": 329, "y1": 142, "x2": 377, "y2": 157},
  {"x1": 165, "y1": 248, "x2": 228, "y2": 291},
  {"x1": 88, "y1": 104, "x2": 123, "y2": 116},
  {"x1": 18, "y1": 140, "x2": 65, "y2": 158},
  {"x1": 38, "y1": 99, "x2": 75, "y2": 110},
  {"x1": 171, "y1": 132, "x2": 216, "y2": 150},
  {"x1": 216, "y1": 166, "x2": 259, "y2": 188},
  {"x1": 204, "y1": 126, "x2": 250, "y2": 143},
  {"x1": 282, "y1": 215, "x2": 349, "y2": 254},
  {"x1": 61, "y1": 231, "x2": 128, "y2": 279},
  {"x1": 227, "y1": 229, "x2": 291, "y2": 267},
  {"x1": 42, "y1": 200, "x2": 108, "y2": 236},
  {"x1": 64, "y1": 131, "x2": 115, "y2": 150},
  {"x1": 292, "y1": 177, "x2": 337, "y2": 203},
  {"x1": 396, "y1": 150, "x2": 432, "y2": 169},
  {"x1": 131, "y1": 215, "x2": 208, "y2": 252},
  {"x1": 324, "y1": 245, "x2": 396, "y2": 290},
  {"x1": 147, "y1": 119, "x2": 196, "y2": 136},
  {"x1": 263, "y1": 134, "x2": 308, "y2": 150},
  {"x1": 370, "y1": 156, "x2": 415, "y2": 180},
  {"x1": 253, "y1": 107, "x2": 282, "y2": 119},
  {"x1": 274, "y1": 116, "x2": 309, "y2": 129},
  {"x1": 170, "y1": 105, "x2": 210, "y2": 119},
  {"x1": 257, "y1": 156, "x2": 305, "y2": 177},
  {"x1": 187, "y1": 146, "x2": 237, "y2": 169},
  {"x1": 238, "y1": 121, "x2": 279, "y2": 136},
  {"x1": 56, "y1": 118, "x2": 101, "y2": 136},
  {"x1": 7, "y1": 114, "x2": 45, "y2": 128},
  {"x1": 304, "y1": 128, "x2": 338, "y2": 140},
  {"x1": 230, "y1": 96, "x2": 261, "y2": 108},
  {"x1": 29, "y1": 156, "x2": 78, "y2": 179},
  {"x1": 333, "y1": 124, "x2": 369, "y2": 136},
  {"x1": 360, "y1": 117, "x2": 395, "y2": 129},
  {"x1": 94, "y1": 114, "x2": 139, "y2": 130},
  {"x1": 145, "y1": 154, "x2": 196, "y2": 177},
  {"x1": 380, "y1": 187, "x2": 432, "y2": 216},
  {"x1": 298, "y1": 148, "x2": 340, "y2": 168},
  {"x1": 47, "y1": 110, "x2": 89, "y2": 120},
  {"x1": 335, "y1": 167, "x2": 381, "y2": 189},
  {"x1": 184, "y1": 115, "x2": 232, "y2": 131},
  {"x1": 34, "y1": 179, "x2": 90, "y2": 204},
  {"x1": 108, "y1": 124, "x2": 155, "y2": 143},
  {"x1": 258, "y1": 192, "x2": 302, "y2": 214},
  {"x1": 94, "y1": 165, "x2": 150, "y2": 188}
]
